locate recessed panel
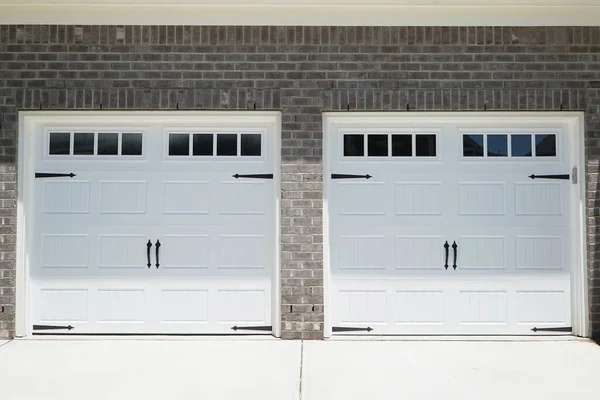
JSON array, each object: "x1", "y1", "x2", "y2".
[
  {"x1": 515, "y1": 183, "x2": 562, "y2": 216},
  {"x1": 396, "y1": 291, "x2": 443, "y2": 324},
  {"x1": 339, "y1": 236, "x2": 387, "y2": 270},
  {"x1": 163, "y1": 181, "x2": 210, "y2": 214},
  {"x1": 459, "y1": 237, "x2": 505, "y2": 270},
  {"x1": 161, "y1": 290, "x2": 208, "y2": 322},
  {"x1": 338, "y1": 290, "x2": 386, "y2": 323},
  {"x1": 395, "y1": 236, "x2": 442, "y2": 269},
  {"x1": 218, "y1": 235, "x2": 266, "y2": 269},
  {"x1": 218, "y1": 181, "x2": 267, "y2": 215},
  {"x1": 161, "y1": 235, "x2": 210, "y2": 269},
  {"x1": 99, "y1": 235, "x2": 147, "y2": 268},
  {"x1": 100, "y1": 181, "x2": 147, "y2": 214},
  {"x1": 41, "y1": 235, "x2": 88, "y2": 268},
  {"x1": 516, "y1": 237, "x2": 563, "y2": 270},
  {"x1": 395, "y1": 183, "x2": 441, "y2": 215},
  {"x1": 459, "y1": 183, "x2": 504, "y2": 215},
  {"x1": 460, "y1": 291, "x2": 507, "y2": 324},
  {"x1": 97, "y1": 290, "x2": 145, "y2": 322},
  {"x1": 43, "y1": 181, "x2": 90, "y2": 214},
  {"x1": 217, "y1": 290, "x2": 266, "y2": 323},
  {"x1": 516, "y1": 291, "x2": 566, "y2": 324},
  {"x1": 337, "y1": 182, "x2": 386, "y2": 215},
  {"x1": 39, "y1": 289, "x2": 87, "y2": 322}
]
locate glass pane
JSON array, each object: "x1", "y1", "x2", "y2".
[
  {"x1": 343, "y1": 134, "x2": 364, "y2": 157},
  {"x1": 392, "y1": 135, "x2": 412, "y2": 157},
  {"x1": 241, "y1": 134, "x2": 261, "y2": 156},
  {"x1": 73, "y1": 132, "x2": 94, "y2": 155},
  {"x1": 168, "y1": 134, "x2": 189, "y2": 156},
  {"x1": 368, "y1": 134, "x2": 388, "y2": 157},
  {"x1": 192, "y1": 134, "x2": 213, "y2": 156},
  {"x1": 49, "y1": 132, "x2": 70, "y2": 155},
  {"x1": 98, "y1": 133, "x2": 118, "y2": 155},
  {"x1": 487, "y1": 134, "x2": 508, "y2": 157},
  {"x1": 217, "y1": 134, "x2": 237, "y2": 156},
  {"x1": 122, "y1": 133, "x2": 143, "y2": 156},
  {"x1": 416, "y1": 134, "x2": 436, "y2": 157},
  {"x1": 511, "y1": 134, "x2": 532, "y2": 157},
  {"x1": 535, "y1": 134, "x2": 556, "y2": 157},
  {"x1": 463, "y1": 134, "x2": 484, "y2": 157}
]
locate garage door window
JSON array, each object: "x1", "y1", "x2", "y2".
[
  {"x1": 168, "y1": 133, "x2": 262, "y2": 157},
  {"x1": 49, "y1": 132, "x2": 143, "y2": 156},
  {"x1": 463, "y1": 133, "x2": 556, "y2": 158},
  {"x1": 343, "y1": 133, "x2": 437, "y2": 158}
]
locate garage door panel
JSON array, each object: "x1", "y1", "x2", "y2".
[
  {"x1": 395, "y1": 236, "x2": 444, "y2": 270},
  {"x1": 159, "y1": 234, "x2": 210, "y2": 269},
  {"x1": 394, "y1": 182, "x2": 443, "y2": 216},
  {"x1": 98, "y1": 234, "x2": 148, "y2": 269},
  {"x1": 42, "y1": 180, "x2": 91, "y2": 214},
  {"x1": 335, "y1": 181, "x2": 387, "y2": 216},
  {"x1": 100, "y1": 180, "x2": 147, "y2": 214},
  {"x1": 162, "y1": 180, "x2": 210, "y2": 215},
  {"x1": 41, "y1": 234, "x2": 89, "y2": 269}
]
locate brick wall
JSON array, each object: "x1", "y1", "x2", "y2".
[{"x1": 0, "y1": 26, "x2": 599, "y2": 339}]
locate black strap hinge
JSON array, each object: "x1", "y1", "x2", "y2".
[
  {"x1": 35, "y1": 173, "x2": 76, "y2": 179},
  {"x1": 528, "y1": 174, "x2": 569, "y2": 180},
  {"x1": 332, "y1": 326, "x2": 373, "y2": 332},
  {"x1": 232, "y1": 174, "x2": 273, "y2": 179},
  {"x1": 531, "y1": 326, "x2": 572, "y2": 333},
  {"x1": 331, "y1": 174, "x2": 372, "y2": 180},
  {"x1": 33, "y1": 324, "x2": 74, "y2": 331},
  {"x1": 230, "y1": 325, "x2": 272, "y2": 332}
]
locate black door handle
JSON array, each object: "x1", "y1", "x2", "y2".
[
  {"x1": 146, "y1": 240, "x2": 152, "y2": 268},
  {"x1": 155, "y1": 240, "x2": 161, "y2": 268},
  {"x1": 443, "y1": 241, "x2": 449, "y2": 270},
  {"x1": 452, "y1": 241, "x2": 458, "y2": 270}
]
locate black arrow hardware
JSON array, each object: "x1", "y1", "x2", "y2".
[
  {"x1": 331, "y1": 174, "x2": 372, "y2": 180},
  {"x1": 531, "y1": 326, "x2": 572, "y2": 333},
  {"x1": 332, "y1": 326, "x2": 373, "y2": 332},
  {"x1": 35, "y1": 173, "x2": 76, "y2": 179},
  {"x1": 33, "y1": 324, "x2": 74, "y2": 331},
  {"x1": 232, "y1": 174, "x2": 274, "y2": 179},
  {"x1": 443, "y1": 241, "x2": 450, "y2": 270},
  {"x1": 452, "y1": 241, "x2": 458, "y2": 270},
  {"x1": 146, "y1": 240, "x2": 152, "y2": 268},
  {"x1": 231, "y1": 325, "x2": 272, "y2": 332},
  {"x1": 528, "y1": 174, "x2": 570, "y2": 180}
]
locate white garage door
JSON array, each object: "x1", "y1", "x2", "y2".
[
  {"x1": 327, "y1": 115, "x2": 575, "y2": 335},
  {"x1": 28, "y1": 113, "x2": 279, "y2": 335}
]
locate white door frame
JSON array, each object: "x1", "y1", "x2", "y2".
[
  {"x1": 16, "y1": 111, "x2": 282, "y2": 338},
  {"x1": 323, "y1": 111, "x2": 588, "y2": 338}
]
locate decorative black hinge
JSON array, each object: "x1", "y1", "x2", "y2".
[
  {"x1": 230, "y1": 325, "x2": 272, "y2": 332},
  {"x1": 331, "y1": 174, "x2": 372, "y2": 180},
  {"x1": 531, "y1": 326, "x2": 572, "y2": 333},
  {"x1": 33, "y1": 324, "x2": 74, "y2": 331},
  {"x1": 232, "y1": 174, "x2": 273, "y2": 179},
  {"x1": 332, "y1": 326, "x2": 373, "y2": 332},
  {"x1": 35, "y1": 173, "x2": 76, "y2": 179},
  {"x1": 528, "y1": 174, "x2": 569, "y2": 180}
]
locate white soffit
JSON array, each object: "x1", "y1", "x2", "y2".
[{"x1": 0, "y1": 1, "x2": 599, "y2": 25}]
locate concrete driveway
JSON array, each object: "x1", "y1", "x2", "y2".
[{"x1": 1, "y1": 337, "x2": 600, "y2": 400}]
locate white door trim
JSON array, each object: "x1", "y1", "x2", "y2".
[
  {"x1": 323, "y1": 111, "x2": 588, "y2": 338},
  {"x1": 16, "y1": 110, "x2": 282, "y2": 338}
]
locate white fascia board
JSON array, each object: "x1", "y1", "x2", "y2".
[{"x1": 0, "y1": 5, "x2": 599, "y2": 26}]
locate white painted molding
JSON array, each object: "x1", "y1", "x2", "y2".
[{"x1": 0, "y1": 5, "x2": 598, "y2": 26}]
